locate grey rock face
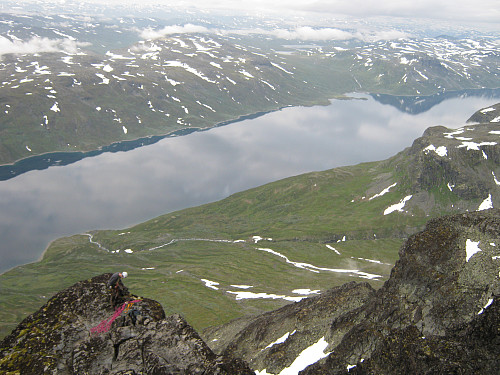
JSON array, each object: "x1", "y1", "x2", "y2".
[
  {"x1": 0, "y1": 273, "x2": 253, "y2": 374},
  {"x1": 206, "y1": 210, "x2": 500, "y2": 374},
  {"x1": 312, "y1": 210, "x2": 500, "y2": 374},
  {"x1": 204, "y1": 281, "x2": 375, "y2": 374},
  {"x1": 398, "y1": 122, "x2": 500, "y2": 204}
]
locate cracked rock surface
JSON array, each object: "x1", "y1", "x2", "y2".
[
  {"x1": 205, "y1": 210, "x2": 500, "y2": 374},
  {"x1": 0, "y1": 273, "x2": 253, "y2": 374}
]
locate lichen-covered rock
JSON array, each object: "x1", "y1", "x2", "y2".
[
  {"x1": 204, "y1": 281, "x2": 375, "y2": 374},
  {"x1": 2, "y1": 210, "x2": 499, "y2": 374},
  {"x1": 382, "y1": 210, "x2": 500, "y2": 335},
  {"x1": 301, "y1": 209, "x2": 500, "y2": 374},
  {"x1": 206, "y1": 210, "x2": 500, "y2": 374},
  {"x1": 0, "y1": 273, "x2": 253, "y2": 374}
]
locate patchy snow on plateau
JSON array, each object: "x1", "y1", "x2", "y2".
[
  {"x1": 95, "y1": 73, "x2": 109, "y2": 84},
  {"x1": 353, "y1": 257, "x2": 387, "y2": 265},
  {"x1": 444, "y1": 128, "x2": 465, "y2": 138},
  {"x1": 209, "y1": 61, "x2": 222, "y2": 69},
  {"x1": 196, "y1": 101, "x2": 216, "y2": 112},
  {"x1": 326, "y1": 244, "x2": 341, "y2": 255},
  {"x1": 256, "y1": 247, "x2": 381, "y2": 280},
  {"x1": 50, "y1": 102, "x2": 60, "y2": 112},
  {"x1": 270, "y1": 62, "x2": 294, "y2": 75},
  {"x1": 165, "y1": 76, "x2": 182, "y2": 86},
  {"x1": 239, "y1": 69, "x2": 254, "y2": 79},
  {"x1": 260, "y1": 79, "x2": 276, "y2": 90},
  {"x1": 481, "y1": 107, "x2": 495, "y2": 113},
  {"x1": 201, "y1": 279, "x2": 219, "y2": 290},
  {"x1": 253, "y1": 235, "x2": 272, "y2": 243},
  {"x1": 369, "y1": 182, "x2": 397, "y2": 200},
  {"x1": 164, "y1": 61, "x2": 216, "y2": 83},
  {"x1": 384, "y1": 195, "x2": 412, "y2": 215},
  {"x1": 457, "y1": 141, "x2": 497, "y2": 150},
  {"x1": 293, "y1": 289, "x2": 320, "y2": 295},
  {"x1": 278, "y1": 337, "x2": 331, "y2": 375},
  {"x1": 264, "y1": 331, "x2": 296, "y2": 350},
  {"x1": 230, "y1": 285, "x2": 253, "y2": 289},
  {"x1": 478, "y1": 298, "x2": 494, "y2": 315},
  {"x1": 227, "y1": 291, "x2": 305, "y2": 302},
  {"x1": 492, "y1": 172, "x2": 500, "y2": 185}
]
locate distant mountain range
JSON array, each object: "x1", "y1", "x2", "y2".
[
  {"x1": 1, "y1": 102, "x2": 499, "y2": 340},
  {"x1": 0, "y1": 10, "x2": 498, "y2": 164}
]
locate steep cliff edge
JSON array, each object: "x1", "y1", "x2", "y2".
[
  {"x1": 205, "y1": 210, "x2": 500, "y2": 374},
  {"x1": 0, "y1": 273, "x2": 253, "y2": 374}
]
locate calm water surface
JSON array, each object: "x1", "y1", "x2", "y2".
[{"x1": 1, "y1": 93, "x2": 499, "y2": 272}]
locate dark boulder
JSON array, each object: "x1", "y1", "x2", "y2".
[
  {"x1": 0, "y1": 273, "x2": 253, "y2": 374},
  {"x1": 206, "y1": 210, "x2": 500, "y2": 374}
]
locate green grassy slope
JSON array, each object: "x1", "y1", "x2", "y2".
[
  {"x1": 0, "y1": 159, "x2": 408, "y2": 338},
  {"x1": 1, "y1": 30, "x2": 498, "y2": 165},
  {"x1": 2, "y1": 106, "x2": 500, "y2": 339}
]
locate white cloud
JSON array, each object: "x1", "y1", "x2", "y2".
[
  {"x1": 365, "y1": 30, "x2": 410, "y2": 41},
  {"x1": 26, "y1": 0, "x2": 500, "y2": 25},
  {"x1": 141, "y1": 24, "x2": 408, "y2": 42},
  {"x1": 198, "y1": 26, "x2": 355, "y2": 41},
  {"x1": 263, "y1": 27, "x2": 409, "y2": 41},
  {"x1": 140, "y1": 23, "x2": 209, "y2": 40},
  {"x1": 271, "y1": 27, "x2": 355, "y2": 41},
  {"x1": 0, "y1": 36, "x2": 88, "y2": 58},
  {"x1": 215, "y1": 0, "x2": 499, "y2": 23}
]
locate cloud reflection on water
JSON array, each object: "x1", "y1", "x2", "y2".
[{"x1": 0, "y1": 94, "x2": 498, "y2": 272}]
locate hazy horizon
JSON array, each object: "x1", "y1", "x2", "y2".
[{"x1": 7, "y1": 0, "x2": 499, "y2": 24}]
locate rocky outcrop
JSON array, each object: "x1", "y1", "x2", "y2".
[
  {"x1": 204, "y1": 281, "x2": 375, "y2": 374},
  {"x1": 467, "y1": 102, "x2": 500, "y2": 124},
  {"x1": 397, "y1": 122, "x2": 500, "y2": 202},
  {"x1": 2, "y1": 210, "x2": 499, "y2": 374},
  {"x1": 205, "y1": 210, "x2": 500, "y2": 374},
  {"x1": 0, "y1": 273, "x2": 253, "y2": 374}
]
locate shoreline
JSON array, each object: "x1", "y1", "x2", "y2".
[
  {"x1": 0, "y1": 107, "x2": 288, "y2": 181},
  {"x1": 0, "y1": 237, "x2": 56, "y2": 277},
  {"x1": 0, "y1": 107, "x2": 291, "y2": 275},
  {"x1": 1, "y1": 88, "x2": 498, "y2": 274},
  {"x1": 3, "y1": 87, "x2": 498, "y2": 176}
]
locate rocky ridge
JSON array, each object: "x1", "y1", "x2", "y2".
[
  {"x1": 204, "y1": 210, "x2": 500, "y2": 374},
  {"x1": 2, "y1": 210, "x2": 498, "y2": 374},
  {"x1": 0, "y1": 273, "x2": 253, "y2": 374},
  {"x1": 377, "y1": 105, "x2": 500, "y2": 217}
]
